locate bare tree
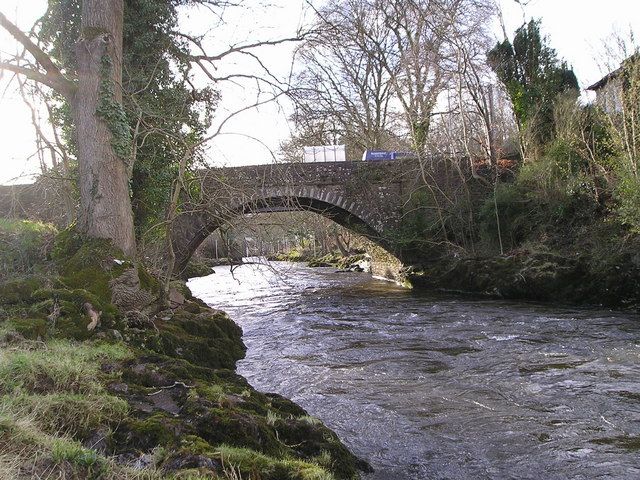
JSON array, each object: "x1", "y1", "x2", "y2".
[
  {"x1": 289, "y1": 0, "x2": 495, "y2": 157},
  {"x1": 288, "y1": 0, "x2": 398, "y2": 158},
  {"x1": 371, "y1": 0, "x2": 494, "y2": 154}
]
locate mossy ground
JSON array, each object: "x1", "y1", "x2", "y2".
[
  {"x1": 407, "y1": 224, "x2": 640, "y2": 309},
  {"x1": 0, "y1": 221, "x2": 367, "y2": 479}
]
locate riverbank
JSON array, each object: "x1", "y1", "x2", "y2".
[
  {"x1": 0, "y1": 220, "x2": 369, "y2": 479},
  {"x1": 404, "y1": 224, "x2": 640, "y2": 311}
]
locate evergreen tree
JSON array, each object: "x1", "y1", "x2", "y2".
[{"x1": 488, "y1": 19, "x2": 579, "y2": 153}]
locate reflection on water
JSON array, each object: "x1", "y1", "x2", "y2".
[{"x1": 188, "y1": 260, "x2": 640, "y2": 480}]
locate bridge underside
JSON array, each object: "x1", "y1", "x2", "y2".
[
  {"x1": 246, "y1": 196, "x2": 382, "y2": 237},
  {"x1": 172, "y1": 195, "x2": 393, "y2": 274}
]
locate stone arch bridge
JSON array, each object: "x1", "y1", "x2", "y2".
[
  {"x1": 0, "y1": 159, "x2": 433, "y2": 274},
  {"x1": 171, "y1": 159, "x2": 421, "y2": 272}
]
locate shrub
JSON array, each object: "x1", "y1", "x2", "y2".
[
  {"x1": 0, "y1": 219, "x2": 57, "y2": 279},
  {"x1": 615, "y1": 170, "x2": 640, "y2": 232},
  {"x1": 479, "y1": 176, "x2": 600, "y2": 253}
]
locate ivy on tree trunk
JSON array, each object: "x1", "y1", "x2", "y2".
[{"x1": 73, "y1": 0, "x2": 136, "y2": 257}]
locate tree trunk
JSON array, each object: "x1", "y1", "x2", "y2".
[{"x1": 73, "y1": 0, "x2": 136, "y2": 257}]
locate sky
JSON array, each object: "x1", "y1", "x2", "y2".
[{"x1": 0, "y1": 0, "x2": 639, "y2": 184}]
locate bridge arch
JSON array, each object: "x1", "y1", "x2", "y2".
[{"x1": 172, "y1": 186, "x2": 390, "y2": 273}]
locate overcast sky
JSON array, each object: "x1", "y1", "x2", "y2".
[{"x1": 0, "y1": 0, "x2": 638, "y2": 184}]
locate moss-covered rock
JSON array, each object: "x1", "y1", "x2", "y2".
[
  {"x1": 110, "y1": 337, "x2": 367, "y2": 479},
  {"x1": 268, "y1": 250, "x2": 309, "y2": 262},
  {"x1": 57, "y1": 238, "x2": 131, "y2": 305},
  {"x1": 308, "y1": 252, "x2": 369, "y2": 272},
  {"x1": 153, "y1": 308, "x2": 246, "y2": 370},
  {"x1": 54, "y1": 229, "x2": 158, "y2": 313},
  {"x1": 307, "y1": 252, "x2": 342, "y2": 267},
  {"x1": 194, "y1": 407, "x2": 283, "y2": 456},
  {"x1": 180, "y1": 257, "x2": 214, "y2": 280},
  {"x1": 408, "y1": 248, "x2": 640, "y2": 308},
  {"x1": 112, "y1": 413, "x2": 187, "y2": 453},
  {"x1": 274, "y1": 415, "x2": 372, "y2": 477}
]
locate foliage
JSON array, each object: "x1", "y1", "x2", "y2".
[
  {"x1": 0, "y1": 219, "x2": 57, "y2": 279},
  {"x1": 39, "y1": 0, "x2": 219, "y2": 239},
  {"x1": 392, "y1": 180, "x2": 480, "y2": 260},
  {"x1": 97, "y1": 55, "x2": 133, "y2": 162},
  {"x1": 615, "y1": 170, "x2": 640, "y2": 231},
  {"x1": 473, "y1": 87, "x2": 621, "y2": 253},
  {"x1": 607, "y1": 54, "x2": 640, "y2": 230},
  {"x1": 121, "y1": 0, "x2": 218, "y2": 236},
  {"x1": 488, "y1": 19, "x2": 579, "y2": 152},
  {"x1": 479, "y1": 182, "x2": 545, "y2": 251}
]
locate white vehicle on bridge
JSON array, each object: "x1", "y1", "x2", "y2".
[{"x1": 303, "y1": 145, "x2": 346, "y2": 163}]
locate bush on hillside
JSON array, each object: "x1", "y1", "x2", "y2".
[{"x1": 0, "y1": 219, "x2": 57, "y2": 279}]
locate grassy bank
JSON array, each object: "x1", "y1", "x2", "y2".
[{"x1": 0, "y1": 219, "x2": 369, "y2": 479}]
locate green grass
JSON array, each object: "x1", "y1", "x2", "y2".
[
  {"x1": 2, "y1": 392, "x2": 129, "y2": 437},
  {"x1": 0, "y1": 411, "x2": 161, "y2": 480},
  {"x1": 0, "y1": 338, "x2": 132, "y2": 440},
  {"x1": 0, "y1": 340, "x2": 131, "y2": 394},
  {"x1": 51, "y1": 439, "x2": 106, "y2": 470},
  {"x1": 217, "y1": 445, "x2": 335, "y2": 480}
]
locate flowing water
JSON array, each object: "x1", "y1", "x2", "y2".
[{"x1": 188, "y1": 260, "x2": 640, "y2": 480}]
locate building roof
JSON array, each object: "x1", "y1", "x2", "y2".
[
  {"x1": 588, "y1": 53, "x2": 639, "y2": 91},
  {"x1": 587, "y1": 68, "x2": 621, "y2": 91}
]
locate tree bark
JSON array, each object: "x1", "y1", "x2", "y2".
[{"x1": 73, "y1": 0, "x2": 136, "y2": 256}]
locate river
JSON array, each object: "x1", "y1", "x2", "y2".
[{"x1": 187, "y1": 260, "x2": 640, "y2": 480}]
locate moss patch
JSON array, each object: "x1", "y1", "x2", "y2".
[
  {"x1": 0, "y1": 275, "x2": 46, "y2": 304},
  {"x1": 408, "y1": 246, "x2": 640, "y2": 309}
]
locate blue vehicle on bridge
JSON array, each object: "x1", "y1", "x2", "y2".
[{"x1": 361, "y1": 150, "x2": 417, "y2": 161}]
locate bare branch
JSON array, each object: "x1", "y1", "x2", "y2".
[
  {"x1": 0, "y1": 11, "x2": 74, "y2": 98},
  {"x1": 190, "y1": 34, "x2": 310, "y2": 63},
  {"x1": 0, "y1": 62, "x2": 66, "y2": 93}
]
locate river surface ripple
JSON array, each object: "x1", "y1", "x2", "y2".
[{"x1": 188, "y1": 260, "x2": 640, "y2": 480}]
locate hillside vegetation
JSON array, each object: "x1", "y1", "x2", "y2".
[{"x1": 0, "y1": 220, "x2": 368, "y2": 480}]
